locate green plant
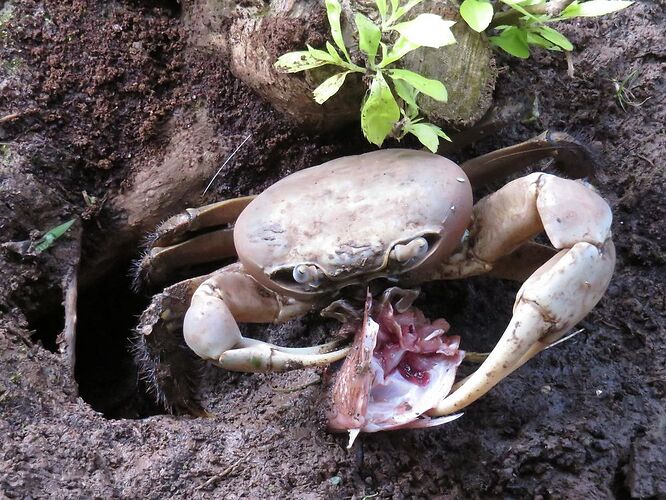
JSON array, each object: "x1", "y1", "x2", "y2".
[
  {"x1": 611, "y1": 69, "x2": 649, "y2": 111},
  {"x1": 34, "y1": 218, "x2": 76, "y2": 253},
  {"x1": 274, "y1": 0, "x2": 456, "y2": 152},
  {"x1": 459, "y1": 0, "x2": 633, "y2": 58}
]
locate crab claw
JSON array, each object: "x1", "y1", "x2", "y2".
[{"x1": 328, "y1": 290, "x2": 464, "y2": 447}]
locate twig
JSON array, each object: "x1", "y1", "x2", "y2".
[
  {"x1": 544, "y1": 328, "x2": 584, "y2": 350},
  {"x1": 598, "y1": 318, "x2": 621, "y2": 330},
  {"x1": 271, "y1": 376, "x2": 321, "y2": 393},
  {"x1": 490, "y1": 0, "x2": 575, "y2": 28},
  {"x1": 635, "y1": 154, "x2": 655, "y2": 168},
  {"x1": 196, "y1": 452, "x2": 250, "y2": 490},
  {"x1": 203, "y1": 135, "x2": 252, "y2": 195},
  {"x1": 566, "y1": 51, "x2": 575, "y2": 79},
  {"x1": 0, "y1": 112, "x2": 21, "y2": 124},
  {"x1": 60, "y1": 267, "x2": 79, "y2": 377}
]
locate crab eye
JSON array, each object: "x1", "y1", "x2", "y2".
[
  {"x1": 390, "y1": 237, "x2": 429, "y2": 264},
  {"x1": 292, "y1": 264, "x2": 323, "y2": 287}
]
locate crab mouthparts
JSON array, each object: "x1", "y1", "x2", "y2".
[{"x1": 328, "y1": 291, "x2": 465, "y2": 447}]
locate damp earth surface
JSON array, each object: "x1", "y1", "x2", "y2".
[{"x1": 0, "y1": 1, "x2": 664, "y2": 498}]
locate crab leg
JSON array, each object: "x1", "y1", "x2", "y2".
[
  {"x1": 152, "y1": 196, "x2": 255, "y2": 247},
  {"x1": 136, "y1": 196, "x2": 255, "y2": 287},
  {"x1": 430, "y1": 172, "x2": 615, "y2": 416},
  {"x1": 183, "y1": 264, "x2": 350, "y2": 372},
  {"x1": 460, "y1": 131, "x2": 595, "y2": 187},
  {"x1": 137, "y1": 228, "x2": 236, "y2": 287}
]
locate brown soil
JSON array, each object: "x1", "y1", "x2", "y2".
[{"x1": 1, "y1": 1, "x2": 664, "y2": 499}]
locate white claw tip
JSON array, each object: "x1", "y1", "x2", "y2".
[{"x1": 347, "y1": 428, "x2": 361, "y2": 449}]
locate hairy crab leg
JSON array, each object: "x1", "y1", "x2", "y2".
[
  {"x1": 430, "y1": 172, "x2": 615, "y2": 416},
  {"x1": 134, "y1": 273, "x2": 212, "y2": 414},
  {"x1": 460, "y1": 131, "x2": 595, "y2": 187},
  {"x1": 136, "y1": 228, "x2": 235, "y2": 288},
  {"x1": 184, "y1": 263, "x2": 350, "y2": 372},
  {"x1": 151, "y1": 195, "x2": 255, "y2": 247},
  {"x1": 136, "y1": 196, "x2": 255, "y2": 288}
]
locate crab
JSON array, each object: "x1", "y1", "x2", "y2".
[{"x1": 134, "y1": 131, "x2": 615, "y2": 436}]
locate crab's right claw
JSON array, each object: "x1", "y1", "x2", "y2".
[
  {"x1": 184, "y1": 268, "x2": 350, "y2": 373},
  {"x1": 430, "y1": 173, "x2": 616, "y2": 416}
]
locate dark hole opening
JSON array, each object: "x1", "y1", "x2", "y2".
[
  {"x1": 75, "y1": 259, "x2": 164, "y2": 419},
  {"x1": 28, "y1": 306, "x2": 64, "y2": 353},
  {"x1": 137, "y1": 0, "x2": 182, "y2": 16},
  {"x1": 21, "y1": 278, "x2": 65, "y2": 353}
]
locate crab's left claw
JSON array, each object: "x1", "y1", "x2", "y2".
[
  {"x1": 183, "y1": 264, "x2": 351, "y2": 372},
  {"x1": 430, "y1": 173, "x2": 615, "y2": 416}
]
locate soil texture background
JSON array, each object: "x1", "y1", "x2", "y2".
[{"x1": 0, "y1": 0, "x2": 664, "y2": 498}]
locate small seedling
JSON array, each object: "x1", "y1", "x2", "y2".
[
  {"x1": 459, "y1": 0, "x2": 633, "y2": 59},
  {"x1": 611, "y1": 69, "x2": 649, "y2": 111},
  {"x1": 34, "y1": 218, "x2": 76, "y2": 253},
  {"x1": 275, "y1": 0, "x2": 456, "y2": 152}
]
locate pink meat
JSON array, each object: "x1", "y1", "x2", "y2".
[{"x1": 328, "y1": 292, "x2": 465, "y2": 444}]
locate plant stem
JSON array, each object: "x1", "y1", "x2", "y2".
[{"x1": 490, "y1": 0, "x2": 575, "y2": 27}]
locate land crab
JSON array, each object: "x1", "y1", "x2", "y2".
[{"x1": 134, "y1": 132, "x2": 615, "y2": 441}]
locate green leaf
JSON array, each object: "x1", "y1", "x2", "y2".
[
  {"x1": 460, "y1": 0, "x2": 494, "y2": 32},
  {"x1": 499, "y1": 0, "x2": 540, "y2": 21},
  {"x1": 313, "y1": 71, "x2": 351, "y2": 104},
  {"x1": 324, "y1": 42, "x2": 345, "y2": 63},
  {"x1": 537, "y1": 26, "x2": 573, "y2": 51},
  {"x1": 516, "y1": 0, "x2": 545, "y2": 6},
  {"x1": 274, "y1": 51, "x2": 332, "y2": 73},
  {"x1": 307, "y1": 44, "x2": 339, "y2": 64},
  {"x1": 526, "y1": 32, "x2": 560, "y2": 50},
  {"x1": 391, "y1": 0, "x2": 426, "y2": 23},
  {"x1": 376, "y1": 0, "x2": 388, "y2": 20},
  {"x1": 405, "y1": 122, "x2": 450, "y2": 153},
  {"x1": 325, "y1": 0, "x2": 351, "y2": 62},
  {"x1": 361, "y1": 72, "x2": 400, "y2": 146},
  {"x1": 391, "y1": 14, "x2": 457, "y2": 48},
  {"x1": 34, "y1": 218, "x2": 76, "y2": 253},
  {"x1": 392, "y1": 79, "x2": 419, "y2": 116},
  {"x1": 431, "y1": 124, "x2": 452, "y2": 142},
  {"x1": 407, "y1": 123, "x2": 439, "y2": 152},
  {"x1": 388, "y1": 69, "x2": 447, "y2": 102},
  {"x1": 355, "y1": 13, "x2": 381, "y2": 62},
  {"x1": 490, "y1": 26, "x2": 530, "y2": 58},
  {"x1": 378, "y1": 35, "x2": 420, "y2": 67},
  {"x1": 561, "y1": 0, "x2": 633, "y2": 19},
  {"x1": 380, "y1": 41, "x2": 389, "y2": 62}
]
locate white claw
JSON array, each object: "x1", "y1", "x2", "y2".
[
  {"x1": 184, "y1": 273, "x2": 349, "y2": 372},
  {"x1": 347, "y1": 429, "x2": 361, "y2": 449},
  {"x1": 429, "y1": 173, "x2": 616, "y2": 417},
  {"x1": 184, "y1": 284, "x2": 242, "y2": 361}
]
